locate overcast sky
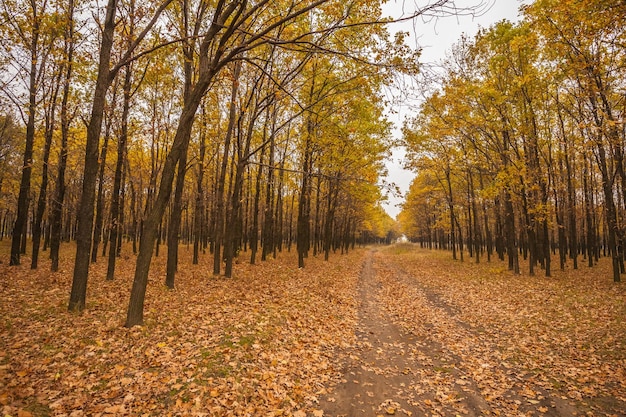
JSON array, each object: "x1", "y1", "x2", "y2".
[{"x1": 379, "y1": 0, "x2": 527, "y2": 219}]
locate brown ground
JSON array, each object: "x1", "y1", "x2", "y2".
[
  {"x1": 1, "y1": 242, "x2": 624, "y2": 416},
  {"x1": 319, "y1": 247, "x2": 624, "y2": 417}
]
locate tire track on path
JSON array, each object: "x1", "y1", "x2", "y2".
[
  {"x1": 319, "y1": 250, "x2": 490, "y2": 417},
  {"x1": 319, "y1": 249, "x2": 583, "y2": 417},
  {"x1": 374, "y1": 250, "x2": 581, "y2": 417}
]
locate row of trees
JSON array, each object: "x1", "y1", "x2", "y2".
[
  {"x1": 399, "y1": 0, "x2": 626, "y2": 281},
  {"x1": 0, "y1": 0, "x2": 438, "y2": 326}
]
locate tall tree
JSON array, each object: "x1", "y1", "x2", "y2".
[
  {"x1": 50, "y1": 0, "x2": 76, "y2": 272},
  {"x1": 69, "y1": 0, "x2": 173, "y2": 311},
  {"x1": 2, "y1": 0, "x2": 52, "y2": 265}
]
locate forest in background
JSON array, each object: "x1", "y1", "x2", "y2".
[
  {"x1": 1, "y1": 0, "x2": 625, "y2": 329},
  {"x1": 0, "y1": 0, "x2": 423, "y2": 326},
  {"x1": 400, "y1": 0, "x2": 626, "y2": 282}
]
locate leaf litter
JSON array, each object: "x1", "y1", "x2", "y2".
[
  {"x1": 0, "y1": 245, "x2": 360, "y2": 416},
  {"x1": 372, "y1": 244, "x2": 626, "y2": 417},
  {"x1": 1, "y1": 242, "x2": 625, "y2": 416}
]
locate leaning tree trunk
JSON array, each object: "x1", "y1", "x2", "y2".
[
  {"x1": 126, "y1": 1, "x2": 242, "y2": 325},
  {"x1": 126, "y1": 77, "x2": 210, "y2": 326}
]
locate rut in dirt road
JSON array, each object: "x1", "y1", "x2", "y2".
[
  {"x1": 319, "y1": 249, "x2": 581, "y2": 417},
  {"x1": 319, "y1": 250, "x2": 490, "y2": 417}
]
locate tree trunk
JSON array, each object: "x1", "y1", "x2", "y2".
[
  {"x1": 444, "y1": 168, "x2": 457, "y2": 261},
  {"x1": 10, "y1": 6, "x2": 40, "y2": 266},
  {"x1": 125, "y1": 0, "x2": 242, "y2": 325},
  {"x1": 68, "y1": 0, "x2": 117, "y2": 312},
  {"x1": 32, "y1": 76, "x2": 60, "y2": 269},
  {"x1": 91, "y1": 117, "x2": 111, "y2": 263},
  {"x1": 297, "y1": 132, "x2": 312, "y2": 268},
  {"x1": 213, "y1": 62, "x2": 240, "y2": 275},
  {"x1": 261, "y1": 129, "x2": 276, "y2": 261},
  {"x1": 165, "y1": 134, "x2": 189, "y2": 287},
  {"x1": 249, "y1": 142, "x2": 266, "y2": 265},
  {"x1": 193, "y1": 114, "x2": 207, "y2": 266},
  {"x1": 107, "y1": 63, "x2": 132, "y2": 280}
]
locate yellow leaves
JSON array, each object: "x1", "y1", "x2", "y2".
[{"x1": 0, "y1": 392, "x2": 10, "y2": 406}]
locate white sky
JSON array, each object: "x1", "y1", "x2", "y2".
[{"x1": 379, "y1": 0, "x2": 526, "y2": 219}]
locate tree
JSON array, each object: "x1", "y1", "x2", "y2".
[
  {"x1": 525, "y1": 0, "x2": 625, "y2": 280},
  {"x1": 69, "y1": 0, "x2": 173, "y2": 312},
  {"x1": 49, "y1": 0, "x2": 77, "y2": 272},
  {"x1": 1, "y1": 0, "x2": 58, "y2": 265}
]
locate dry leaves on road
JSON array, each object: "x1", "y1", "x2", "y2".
[{"x1": 375, "y1": 244, "x2": 626, "y2": 417}]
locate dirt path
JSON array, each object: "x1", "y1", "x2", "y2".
[{"x1": 319, "y1": 250, "x2": 581, "y2": 417}]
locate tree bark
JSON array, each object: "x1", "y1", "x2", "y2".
[
  {"x1": 68, "y1": 0, "x2": 117, "y2": 311},
  {"x1": 10, "y1": 3, "x2": 40, "y2": 266},
  {"x1": 32, "y1": 74, "x2": 61, "y2": 269},
  {"x1": 165, "y1": 134, "x2": 189, "y2": 287},
  {"x1": 213, "y1": 62, "x2": 241, "y2": 275},
  {"x1": 126, "y1": 1, "x2": 242, "y2": 326},
  {"x1": 107, "y1": 63, "x2": 132, "y2": 280},
  {"x1": 192, "y1": 125, "x2": 206, "y2": 265}
]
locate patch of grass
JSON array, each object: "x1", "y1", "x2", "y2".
[
  {"x1": 199, "y1": 349, "x2": 233, "y2": 378},
  {"x1": 92, "y1": 378, "x2": 109, "y2": 392},
  {"x1": 41, "y1": 343, "x2": 59, "y2": 354},
  {"x1": 550, "y1": 378, "x2": 564, "y2": 390},
  {"x1": 238, "y1": 334, "x2": 255, "y2": 348},
  {"x1": 388, "y1": 243, "x2": 415, "y2": 255},
  {"x1": 2, "y1": 318, "x2": 12, "y2": 331},
  {"x1": 25, "y1": 400, "x2": 52, "y2": 417}
]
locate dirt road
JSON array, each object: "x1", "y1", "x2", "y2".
[{"x1": 319, "y1": 249, "x2": 584, "y2": 417}]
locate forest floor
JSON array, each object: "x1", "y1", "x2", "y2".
[
  {"x1": 319, "y1": 247, "x2": 625, "y2": 417},
  {"x1": 0, "y1": 241, "x2": 625, "y2": 416}
]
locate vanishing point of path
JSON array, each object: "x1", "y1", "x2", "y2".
[{"x1": 319, "y1": 249, "x2": 583, "y2": 417}]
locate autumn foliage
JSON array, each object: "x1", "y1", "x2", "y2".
[
  {"x1": 1, "y1": 0, "x2": 626, "y2": 415},
  {"x1": 400, "y1": 0, "x2": 626, "y2": 282}
]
